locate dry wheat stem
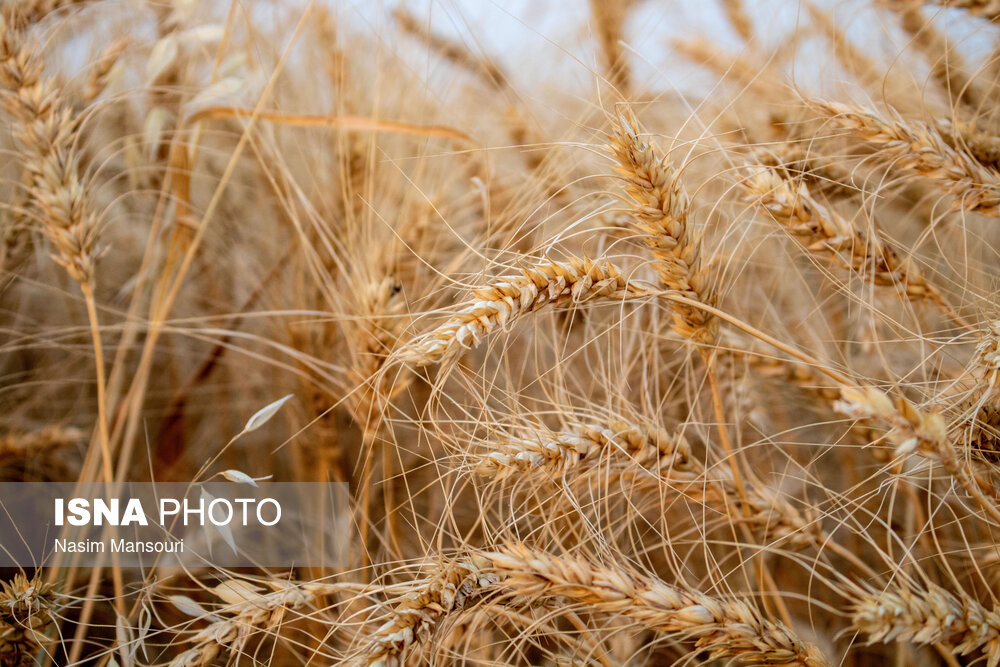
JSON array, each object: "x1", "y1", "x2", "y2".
[{"x1": 392, "y1": 257, "x2": 656, "y2": 367}]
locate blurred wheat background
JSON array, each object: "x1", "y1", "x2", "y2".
[{"x1": 4, "y1": 0, "x2": 1000, "y2": 664}]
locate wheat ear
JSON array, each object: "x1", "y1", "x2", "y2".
[
  {"x1": 811, "y1": 99, "x2": 1000, "y2": 216},
  {"x1": 346, "y1": 278, "x2": 411, "y2": 444},
  {"x1": 471, "y1": 415, "x2": 820, "y2": 549},
  {"x1": 608, "y1": 108, "x2": 716, "y2": 344},
  {"x1": 471, "y1": 419, "x2": 692, "y2": 481},
  {"x1": 0, "y1": 15, "x2": 99, "y2": 286},
  {"x1": 882, "y1": 0, "x2": 980, "y2": 105},
  {"x1": 362, "y1": 560, "x2": 496, "y2": 667},
  {"x1": 482, "y1": 544, "x2": 830, "y2": 666},
  {"x1": 1, "y1": 0, "x2": 91, "y2": 27},
  {"x1": 834, "y1": 384, "x2": 1000, "y2": 524},
  {"x1": 672, "y1": 37, "x2": 772, "y2": 96},
  {"x1": 851, "y1": 581, "x2": 1000, "y2": 666},
  {"x1": 392, "y1": 7, "x2": 506, "y2": 91},
  {"x1": 0, "y1": 574, "x2": 57, "y2": 663},
  {"x1": 743, "y1": 163, "x2": 968, "y2": 328},
  {"x1": 975, "y1": 321, "x2": 1000, "y2": 392},
  {"x1": 720, "y1": 0, "x2": 754, "y2": 42},
  {"x1": 589, "y1": 0, "x2": 631, "y2": 94},
  {"x1": 169, "y1": 580, "x2": 338, "y2": 667},
  {"x1": 927, "y1": 0, "x2": 1000, "y2": 20},
  {"x1": 392, "y1": 257, "x2": 656, "y2": 367},
  {"x1": 937, "y1": 118, "x2": 1000, "y2": 167},
  {"x1": 804, "y1": 2, "x2": 883, "y2": 87}
]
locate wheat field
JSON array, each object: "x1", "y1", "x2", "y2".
[{"x1": 4, "y1": 0, "x2": 1000, "y2": 664}]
